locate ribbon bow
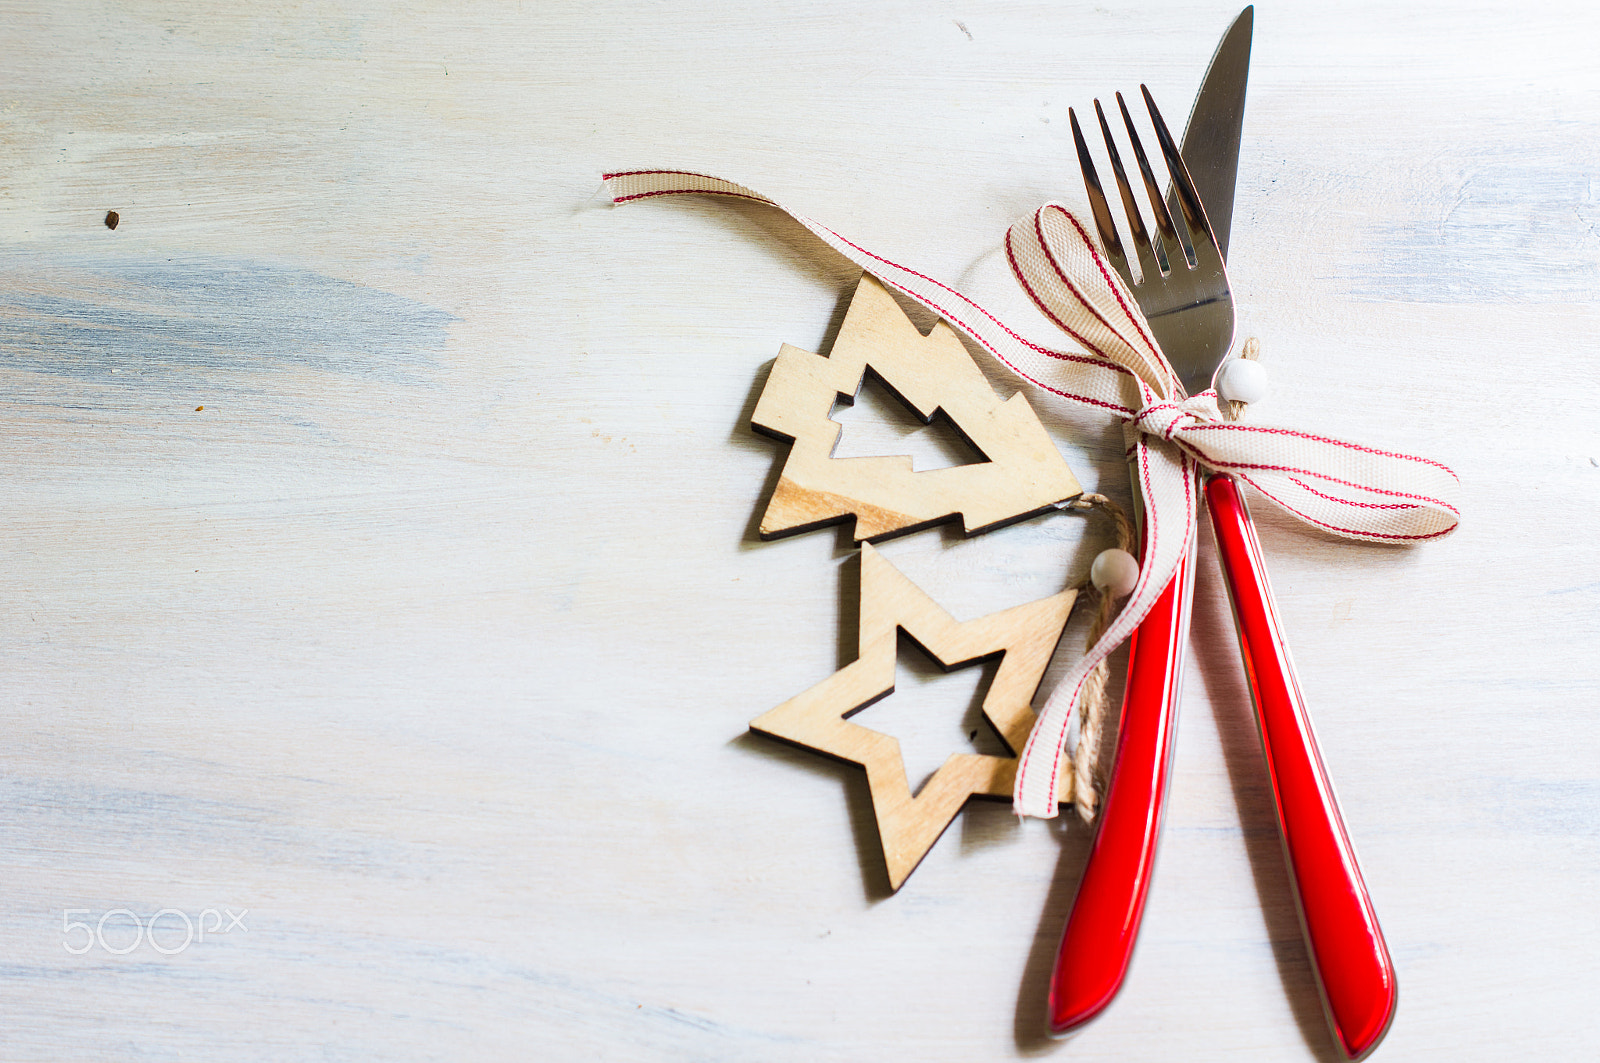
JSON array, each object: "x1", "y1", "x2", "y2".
[{"x1": 604, "y1": 169, "x2": 1461, "y2": 818}]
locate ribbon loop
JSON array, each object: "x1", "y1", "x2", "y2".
[
  {"x1": 1005, "y1": 205, "x2": 1180, "y2": 398},
  {"x1": 604, "y1": 169, "x2": 1461, "y2": 818}
]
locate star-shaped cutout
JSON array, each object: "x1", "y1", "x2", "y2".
[{"x1": 751, "y1": 542, "x2": 1078, "y2": 890}]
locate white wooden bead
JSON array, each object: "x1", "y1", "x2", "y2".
[
  {"x1": 1216, "y1": 357, "x2": 1269, "y2": 404},
  {"x1": 1090, "y1": 548, "x2": 1140, "y2": 599}
]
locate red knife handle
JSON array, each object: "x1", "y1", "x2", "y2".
[
  {"x1": 1048, "y1": 547, "x2": 1193, "y2": 1036},
  {"x1": 1205, "y1": 473, "x2": 1397, "y2": 1061}
]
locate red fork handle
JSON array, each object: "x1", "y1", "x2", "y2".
[
  {"x1": 1205, "y1": 473, "x2": 1397, "y2": 1061},
  {"x1": 1048, "y1": 542, "x2": 1195, "y2": 1036}
]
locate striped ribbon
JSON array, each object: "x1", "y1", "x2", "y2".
[{"x1": 605, "y1": 169, "x2": 1460, "y2": 818}]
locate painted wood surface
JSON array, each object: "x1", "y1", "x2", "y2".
[{"x1": 1, "y1": 2, "x2": 1598, "y2": 1060}]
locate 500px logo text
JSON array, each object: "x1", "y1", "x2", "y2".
[{"x1": 62, "y1": 908, "x2": 248, "y2": 955}]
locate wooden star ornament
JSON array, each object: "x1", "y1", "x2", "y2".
[
  {"x1": 751, "y1": 542, "x2": 1079, "y2": 890},
  {"x1": 751, "y1": 274, "x2": 1081, "y2": 541}
]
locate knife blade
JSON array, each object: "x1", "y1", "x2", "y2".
[{"x1": 1177, "y1": 6, "x2": 1252, "y2": 258}]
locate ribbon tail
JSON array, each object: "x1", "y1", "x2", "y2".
[
  {"x1": 1162, "y1": 410, "x2": 1462, "y2": 543},
  {"x1": 1013, "y1": 435, "x2": 1197, "y2": 818},
  {"x1": 603, "y1": 169, "x2": 1147, "y2": 419}
]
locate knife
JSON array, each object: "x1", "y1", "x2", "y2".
[
  {"x1": 1183, "y1": 12, "x2": 1399, "y2": 1057},
  {"x1": 1047, "y1": 7, "x2": 1249, "y2": 1037},
  {"x1": 1196, "y1": 86, "x2": 1399, "y2": 1063}
]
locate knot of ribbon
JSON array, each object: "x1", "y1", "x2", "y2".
[
  {"x1": 1132, "y1": 396, "x2": 1219, "y2": 443},
  {"x1": 604, "y1": 169, "x2": 1461, "y2": 819}
]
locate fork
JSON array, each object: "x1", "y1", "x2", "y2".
[
  {"x1": 1074, "y1": 90, "x2": 1233, "y2": 390},
  {"x1": 1049, "y1": 88, "x2": 1398, "y2": 1061},
  {"x1": 1046, "y1": 86, "x2": 1223, "y2": 1037}
]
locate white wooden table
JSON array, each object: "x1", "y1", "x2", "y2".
[{"x1": 3, "y1": 2, "x2": 1597, "y2": 1059}]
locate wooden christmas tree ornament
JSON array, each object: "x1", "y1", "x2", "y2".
[
  {"x1": 751, "y1": 542, "x2": 1079, "y2": 890},
  {"x1": 751, "y1": 274, "x2": 1081, "y2": 542}
]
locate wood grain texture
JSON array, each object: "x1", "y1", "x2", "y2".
[
  {"x1": 0, "y1": 2, "x2": 1598, "y2": 1061},
  {"x1": 752, "y1": 273, "x2": 1080, "y2": 541}
]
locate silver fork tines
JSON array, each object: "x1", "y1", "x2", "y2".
[{"x1": 1069, "y1": 85, "x2": 1235, "y2": 395}]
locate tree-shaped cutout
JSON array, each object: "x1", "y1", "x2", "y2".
[
  {"x1": 828, "y1": 368, "x2": 989, "y2": 471},
  {"x1": 751, "y1": 543, "x2": 1079, "y2": 890},
  {"x1": 751, "y1": 274, "x2": 1081, "y2": 541}
]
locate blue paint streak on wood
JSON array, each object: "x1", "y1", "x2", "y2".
[
  {"x1": 1353, "y1": 162, "x2": 1600, "y2": 303},
  {"x1": 0, "y1": 253, "x2": 456, "y2": 382},
  {"x1": 1491, "y1": 779, "x2": 1600, "y2": 839}
]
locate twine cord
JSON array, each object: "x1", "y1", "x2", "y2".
[{"x1": 1062, "y1": 494, "x2": 1135, "y2": 822}]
